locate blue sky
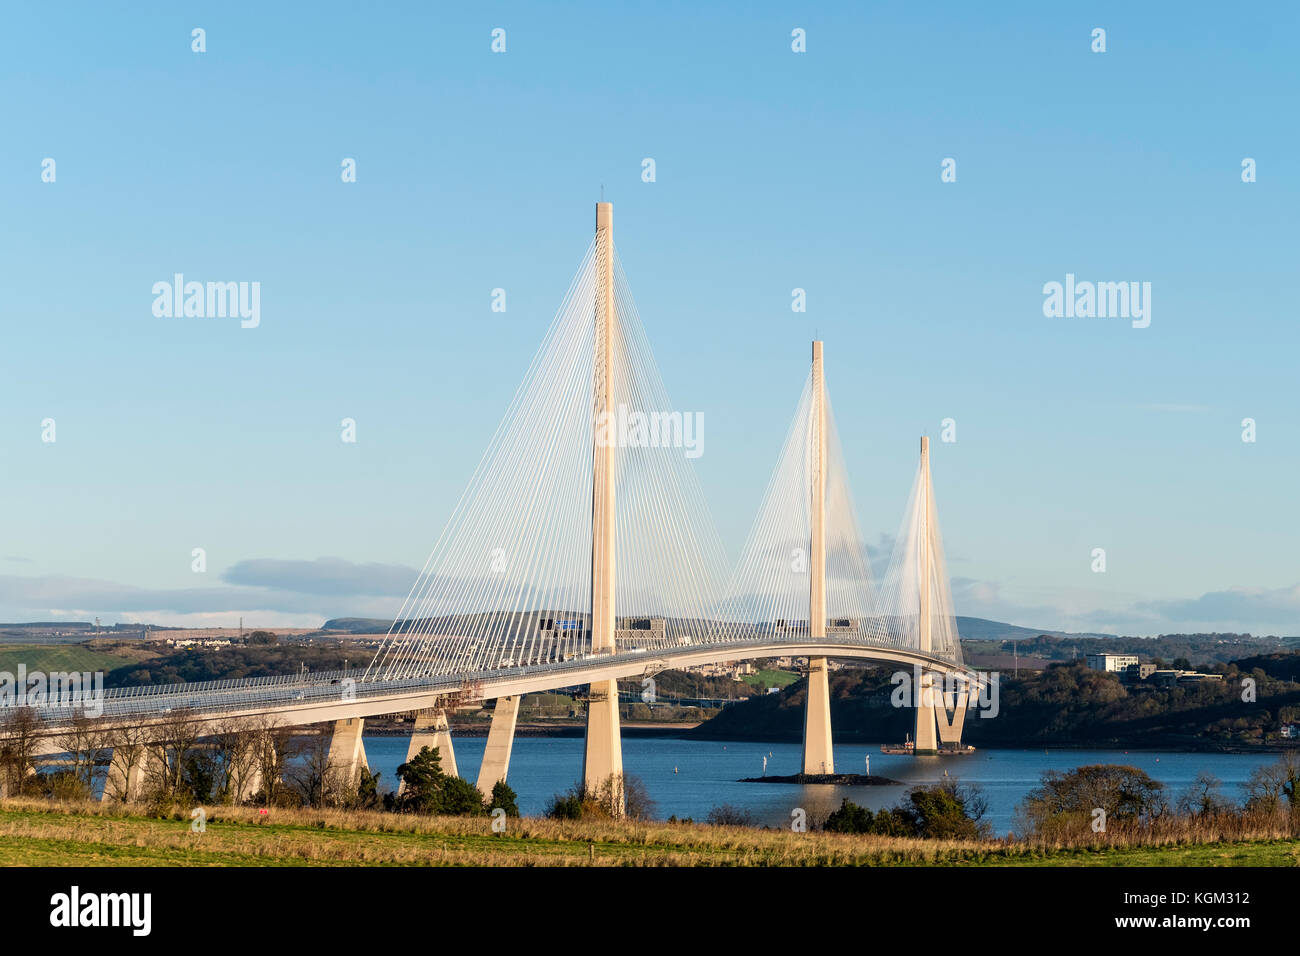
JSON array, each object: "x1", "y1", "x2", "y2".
[{"x1": 1, "y1": 2, "x2": 1297, "y2": 636}]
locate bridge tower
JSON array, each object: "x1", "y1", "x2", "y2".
[
  {"x1": 914, "y1": 435, "x2": 940, "y2": 754},
  {"x1": 802, "y1": 340, "x2": 835, "y2": 774},
  {"x1": 583, "y1": 201, "x2": 624, "y2": 804}
]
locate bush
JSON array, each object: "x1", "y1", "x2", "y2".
[
  {"x1": 823, "y1": 798, "x2": 873, "y2": 834},
  {"x1": 354, "y1": 767, "x2": 383, "y2": 810},
  {"x1": 390, "y1": 745, "x2": 485, "y2": 816},
  {"x1": 38, "y1": 769, "x2": 93, "y2": 802},
  {"x1": 705, "y1": 804, "x2": 756, "y2": 827},
  {"x1": 544, "y1": 774, "x2": 656, "y2": 821},
  {"x1": 488, "y1": 780, "x2": 520, "y2": 817},
  {"x1": 820, "y1": 781, "x2": 989, "y2": 839},
  {"x1": 1016, "y1": 764, "x2": 1166, "y2": 838},
  {"x1": 440, "y1": 776, "x2": 487, "y2": 816},
  {"x1": 903, "y1": 779, "x2": 989, "y2": 839},
  {"x1": 546, "y1": 789, "x2": 584, "y2": 820}
]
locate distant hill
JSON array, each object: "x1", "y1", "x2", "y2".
[
  {"x1": 954, "y1": 617, "x2": 1115, "y2": 641},
  {"x1": 321, "y1": 618, "x2": 394, "y2": 634}
]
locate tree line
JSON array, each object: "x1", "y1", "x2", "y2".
[{"x1": 0, "y1": 706, "x2": 517, "y2": 819}]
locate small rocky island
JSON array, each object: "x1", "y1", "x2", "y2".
[{"x1": 738, "y1": 773, "x2": 901, "y2": 786}]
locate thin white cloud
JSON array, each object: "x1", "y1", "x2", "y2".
[
  {"x1": 221, "y1": 557, "x2": 419, "y2": 597},
  {"x1": 0, "y1": 568, "x2": 410, "y2": 627}
]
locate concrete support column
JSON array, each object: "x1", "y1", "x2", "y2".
[
  {"x1": 915, "y1": 671, "x2": 939, "y2": 754},
  {"x1": 103, "y1": 746, "x2": 151, "y2": 802},
  {"x1": 327, "y1": 717, "x2": 368, "y2": 788},
  {"x1": 241, "y1": 761, "x2": 265, "y2": 803},
  {"x1": 476, "y1": 696, "x2": 520, "y2": 797},
  {"x1": 583, "y1": 680, "x2": 623, "y2": 797},
  {"x1": 402, "y1": 709, "x2": 457, "y2": 793},
  {"x1": 801, "y1": 340, "x2": 834, "y2": 775},
  {"x1": 934, "y1": 685, "x2": 968, "y2": 746},
  {"x1": 802, "y1": 657, "x2": 834, "y2": 774}
]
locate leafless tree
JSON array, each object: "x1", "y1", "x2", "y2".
[
  {"x1": 208, "y1": 717, "x2": 260, "y2": 804},
  {"x1": 0, "y1": 707, "x2": 42, "y2": 797},
  {"x1": 290, "y1": 727, "x2": 351, "y2": 808},
  {"x1": 1176, "y1": 771, "x2": 1233, "y2": 817},
  {"x1": 1244, "y1": 752, "x2": 1300, "y2": 819},
  {"x1": 249, "y1": 716, "x2": 300, "y2": 807},
  {"x1": 584, "y1": 773, "x2": 656, "y2": 821},
  {"x1": 103, "y1": 723, "x2": 149, "y2": 803},
  {"x1": 53, "y1": 714, "x2": 113, "y2": 799},
  {"x1": 143, "y1": 708, "x2": 205, "y2": 800}
]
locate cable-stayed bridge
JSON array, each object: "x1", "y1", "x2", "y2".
[{"x1": 8, "y1": 203, "x2": 977, "y2": 808}]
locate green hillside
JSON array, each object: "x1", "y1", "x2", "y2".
[
  {"x1": 0, "y1": 644, "x2": 130, "y2": 675},
  {"x1": 690, "y1": 659, "x2": 1300, "y2": 749}
]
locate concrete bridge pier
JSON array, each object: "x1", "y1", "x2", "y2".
[
  {"x1": 475, "y1": 696, "x2": 520, "y2": 797},
  {"x1": 402, "y1": 708, "x2": 457, "y2": 790},
  {"x1": 240, "y1": 762, "x2": 265, "y2": 803},
  {"x1": 327, "y1": 717, "x2": 368, "y2": 787},
  {"x1": 104, "y1": 746, "x2": 152, "y2": 802},
  {"x1": 582, "y1": 680, "x2": 623, "y2": 799},
  {"x1": 914, "y1": 671, "x2": 939, "y2": 754},
  {"x1": 801, "y1": 657, "x2": 834, "y2": 774},
  {"x1": 934, "y1": 682, "x2": 969, "y2": 747}
]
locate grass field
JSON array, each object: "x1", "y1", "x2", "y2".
[
  {"x1": 742, "y1": 669, "x2": 801, "y2": 689},
  {"x1": 1, "y1": 800, "x2": 1296, "y2": 866},
  {"x1": 0, "y1": 644, "x2": 129, "y2": 676}
]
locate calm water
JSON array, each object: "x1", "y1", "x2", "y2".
[{"x1": 362, "y1": 735, "x2": 1278, "y2": 836}]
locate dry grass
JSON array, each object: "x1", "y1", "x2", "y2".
[
  {"x1": 2, "y1": 798, "x2": 1298, "y2": 866},
  {"x1": 1018, "y1": 810, "x2": 1300, "y2": 852},
  {"x1": 0, "y1": 798, "x2": 996, "y2": 866}
]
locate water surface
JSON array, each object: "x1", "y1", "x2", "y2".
[{"x1": 364, "y1": 735, "x2": 1277, "y2": 835}]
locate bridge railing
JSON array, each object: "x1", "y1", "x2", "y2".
[{"x1": 100, "y1": 669, "x2": 359, "y2": 699}]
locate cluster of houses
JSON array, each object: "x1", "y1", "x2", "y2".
[
  {"x1": 1085, "y1": 653, "x2": 1225, "y2": 687},
  {"x1": 681, "y1": 660, "x2": 757, "y2": 680},
  {"x1": 162, "y1": 637, "x2": 233, "y2": 649}
]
